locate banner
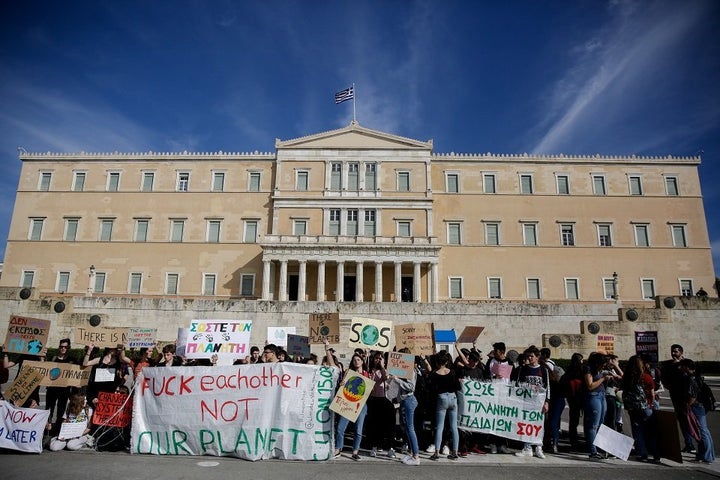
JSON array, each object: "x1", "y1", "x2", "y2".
[
  {"x1": 349, "y1": 318, "x2": 392, "y2": 352},
  {"x1": 127, "y1": 328, "x2": 157, "y2": 349},
  {"x1": 387, "y1": 352, "x2": 415, "y2": 378},
  {"x1": 132, "y1": 363, "x2": 339, "y2": 460},
  {"x1": 185, "y1": 320, "x2": 252, "y2": 360},
  {"x1": 93, "y1": 391, "x2": 132, "y2": 428},
  {"x1": 0, "y1": 401, "x2": 50, "y2": 453},
  {"x1": 5, "y1": 365, "x2": 43, "y2": 407},
  {"x1": 393, "y1": 322, "x2": 435, "y2": 356},
  {"x1": 634, "y1": 331, "x2": 659, "y2": 364},
  {"x1": 457, "y1": 326, "x2": 485, "y2": 344},
  {"x1": 286, "y1": 334, "x2": 310, "y2": 359},
  {"x1": 329, "y1": 369, "x2": 375, "y2": 423},
  {"x1": 267, "y1": 327, "x2": 296, "y2": 347},
  {"x1": 597, "y1": 334, "x2": 615, "y2": 355},
  {"x1": 4, "y1": 315, "x2": 50, "y2": 355},
  {"x1": 22, "y1": 360, "x2": 91, "y2": 388},
  {"x1": 308, "y1": 313, "x2": 340, "y2": 344},
  {"x1": 74, "y1": 327, "x2": 128, "y2": 348},
  {"x1": 457, "y1": 379, "x2": 546, "y2": 443}
]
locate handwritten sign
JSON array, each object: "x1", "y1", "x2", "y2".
[
  {"x1": 58, "y1": 420, "x2": 87, "y2": 440},
  {"x1": 74, "y1": 327, "x2": 128, "y2": 348},
  {"x1": 93, "y1": 392, "x2": 132, "y2": 428},
  {"x1": 185, "y1": 320, "x2": 252, "y2": 360},
  {"x1": 286, "y1": 334, "x2": 310, "y2": 359},
  {"x1": 4, "y1": 315, "x2": 50, "y2": 355},
  {"x1": 457, "y1": 379, "x2": 546, "y2": 443},
  {"x1": 267, "y1": 327, "x2": 296, "y2": 347},
  {"x1": 349, "y1": 317, "x2": 392, "y2": 352},
  {"x1": 0, "y1": 401, "x2": 50, "y2": 452},
  {"x1": 132, "y1": 363, "x2": 340, "y2": 460},
  {"x1": 308, "y1": 313, "x2": 340, "y2": 344},
  {"x1": 457, "y1": 326, "x2": 485, "y2": 344},
  {"x1": 127, "y1": 328, "x2": 157, "y2": 349},
  {"x1": 593, "y1": 424, "x2": 634, "y2": 460},
  {"x1": 597, "y1": 334, "x2": 615, "y2": 355},
  {"x1": 393, "y1": 322, "x2": 435, "y2": 356},
  {"x1": 387, "y1": 352, "x2": 415, "y2": 378},
  {"x1": 635, "y1": 331, "x2": 659, "y2": 364},
  {"x1": 5, "y1": 365, "x2": 44, "y2": 407},
  {"x1": 329, "y1": 369, "x2": 375, "y2": 423},
  {"x1": 22, "y1": 360, "x2": 91, "y2": 388}
]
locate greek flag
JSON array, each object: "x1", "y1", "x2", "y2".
[{"x1": 334, "y1": 86, "x2": 354, "y2": 104}]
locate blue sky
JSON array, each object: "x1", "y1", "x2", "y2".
[{"x1": 1, "y1": 1, "x2": 718, "y2": 276}]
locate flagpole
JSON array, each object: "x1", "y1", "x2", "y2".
[{"x1": 352, "y1": 83, "x2": 356, "y2": 123}]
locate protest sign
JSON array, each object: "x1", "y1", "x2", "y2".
[
  {"x1": 457, "y1": 326, "x2": 485, "y2": 344},
  {"x1": 95, "y1": 368, "x2": 116, "y2": 382},
  {"x1": 387, "y1": 352, "x2": 415, "y2": 378},
  {"x1": 635, "y1": 331, "x2": 659, "y2": 364},
  {"x1": 23, "y1": 360, "x2": 91, "y2": 388},
  {"x1": 185, "y1": 320, "x2": 252, "y2": 360},
  {"x1": 132, "y1": 363, "x2": 339, "y2": 460},
  {"x1": 5, "y1": 365, "x2": 43, "y2": 407},
  {"x1": 457, "y1": 379, "x2": 546, "y2": 443},
  {"x1": 175, "y1": 328, "x2": 189, "y2": 358},
  {"x1": 0, "y1": 401, "x2": 50, "y2": 453},
  {"x1": 393, "y1": 322, "x2": 434, "y2": 356},
  {"x1": 349, "y1": 318, "x2": 392, "y2": 352},
  {"x1": 286, "y1": 334, "x2": 310, "y2": 359},
  {"x1": 127, "y1": 328, "x2": 157, "y2": 349},
  {"x1": 308, "y1": 313, "x2": 340, "y2": 344},
  {"x1": 4, "y1": 315, "x2": 50, "y2": 355},
  {"x1": 593, "y1": 424, "x2": 634, "y2": 460},
  {"x1": 74, "y1": 326, "x2": 128, "y2": 348},
  {"x1": 597, "y1": 334, "x2": 615, "y2": 355},
  {"x1": 267, "y1": 327, "x2": 296, "y2": 347},
  {"x1": 329, "y1": 369, "x2": 375, "y2": 423},
  {"x1": 58, "y1": 420, "x2": 87, "y2": 440},
  {"x1": 93, "y1": 392, "x2": 132, "y2": 428}
]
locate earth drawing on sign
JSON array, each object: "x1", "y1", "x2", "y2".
[{"x1": 342, "y1": 375, "x2": 366, "y2": 402}]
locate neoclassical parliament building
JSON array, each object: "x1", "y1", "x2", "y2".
[{"x1": 1, "y1": 122, "x2": 715, "y2": 305}]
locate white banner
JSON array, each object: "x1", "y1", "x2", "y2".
[
  {"x1": 457, "y1": 379, "x2": 546, "y2": 444},
  {"x1": 0, "y1": 401, "x2": 50, "y2": 453},
  {"x1": 131, "y1": 363, "x2": 339, "y2": 460},
  {"x1": 185, "y1": 320, "x2": 252, "y2": 359}
]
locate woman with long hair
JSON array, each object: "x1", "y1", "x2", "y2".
[
  {"x1": 428, "y1": 351, "x2": 460, "y2": 460},
  {"x1": 49, "y1": 393, "x2": 92, "y2": 451},
  {"x1": 584, "y1": 352, "x2": 619, "y2": 459},
  {"x1": 623, "y1": 355, "x2": 659, "y2": 462}
]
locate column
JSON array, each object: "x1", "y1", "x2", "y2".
[
  {"x1": 317, "y1": 261, "x2": 326, "y2": 301},
  {"x1": 413, "y1": 262, "x2": 421, "y2": 302},
  {"x1": 336, "y1": 261, "x2": 345, "y2": 302},
  {"x1": 374, "y1": 261, "x2": 383, "y2": 302},
  {"x1": 262, "y1": 260, "x2": 272, "y2": 300},
  {"x1": 298, "y1": 260, "x2": 307, "y2": 301},
  {"x1": 394, "y1": 262, "x2": 402, "y2": 302},
  {"x1": 279, "y1": 260, "x2": 288, "y2": 302},
  {"x1": 431, "y1": 263, "x2": 439, "y2": 303},
  {"x1": 356, "y1": 261, "x2": 364, "y2": 302}
]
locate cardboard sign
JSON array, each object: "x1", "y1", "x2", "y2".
[
  {"x1": 93, "y1": 391, "x2": 132, "y2": 428},
  {"x1": 5, "y1": 365, "x2": 43, "y2": 407},
  {"x1": 387, "y1": 352, "x2": 415, "y2": 378},
  {"x1": 329, "y1": 369, "x2": 375, "y2": 422},
  {"x1": 597, "y1": 334, "x2": 615, "y2": 355},
  {"x1": 393, "y1": 322, "x2": 435, "y2": 356},
  {"x1": 267, "y1": 327, "x2": 296, "y2": 347},
  {"x1": 127, "y1": 328, "x2": 157, "y2": 349},
  {"x1": 4, "y1": 315, "x2": 51, "y2": 355},
  {"x1": 0, "y1": 401, "x2": 50, "y2": 453},
  {"x1": 308, "y1": 313, "x2": 340, "y2": 344},
  {"x1": 185, "y1": 319, "x2": 252, "y2": 359},
  {"x1": 635, "y1": 331, "x2": 659, "y2": 364},
  {"x1": 94, "y1": 368, "x2": 116, "y2": 382},
  {"x1": 593, "y1": 424, "x2": 634, "y2": 460},
  {"x1": 22, "y1": 360, "x2": 91, "y2": 388},
  {"x1": 457, "y1": 326, "x2": 485, "y2": 344},
  {"x1": 74, "y1": 326, "x2": 128, "y2": 348},
  {"x1": 286, "y1": 334, "x2": 310, "y2": 358},
  {"x1": 349, "y1": 318, "x2": 393, "y2": 352},
  {"x1": 58, "y1": 420, "x2": 87, "y2": 440}
]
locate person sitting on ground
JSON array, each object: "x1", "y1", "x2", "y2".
[{"x1": 49, "y1": 393, "x2": 93, "y2": 451}]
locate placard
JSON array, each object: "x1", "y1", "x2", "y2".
[
  {"x1": 127, "y1": 328, "x2": 157, "y2": 349},
  {"x1": 308, "y1": 313, "x2": 340, "y2": 344},
  {"x1": 5, "y1": 365, "x2": 44, "y2": 407},
  {"x1": 267, "y1": 327, "x2": 296, "y2": 347},
  {"x1": 94, "y1": 368, "x2": 116, "y2": 382},
  {"x1": 185, "y1": 319, "x2": 253, "y2": 360},
  {"x1": 74, "y1": 326, "x2": 128, "y2": 348},
  {"x1": 22, "y1": 360, "x2": 91, "y2": 388},
  {"x1": 393, "y1": 322, "x2": 435, "y2": 356},
  {"x1": 457, "y1": 326, "x2": 485, "y2": 344},
  {"x1": 386, "y1": 352, "x2": 415, "y2": 378},
  {"x1": 58, "y1": 420, "x2": 87, "y2": 440},
  {"x1": 597, "y1": 334, "x2": 615, "y2": 355},
  {"x1": 593, "y1": 424, "x2": 634, "y2": 460},
  {"x1": 635, "y1": 331, "x2": 659, "y2": 364},
  {"x1": 329, "y1": 369, "x2": 375, "y2": 422},
  {"x1": 4, "y1": 315, "x2": 51, "y2": 355},
  {"x1": 0, "y1": 401, "x2": 50, "y2": 453},
  {"x1": 93, "y1": 391, "x2": 132, "y2": 428},
  {"x1": 349, "y1": 318, "x2": 393, "y2": 352},
  {"x1": 286, "y1": 334, "x2": 310, "y2": 359}
]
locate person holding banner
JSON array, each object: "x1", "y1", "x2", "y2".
[
  {"x1": 428, "y1": 351, "x2": 460, "y2": 461},
  {"x1": 49, "y1": 393, "x2": 93, "y2": 451},
  {"x1": 2, "y1": 346, "x2": 45, "y2": 407},
  {"x1": 513, "y1": 345, "x2": 549, "y2": 459},
  {"x1": 367, "y1": 351, "x2": 397, "y2": 459},
  {"x1": 388, "y1": 349, "x2": 421, "y2": 466},
  {"x1": 46, "y1": 338, "x2": 79, "y2": 436}
]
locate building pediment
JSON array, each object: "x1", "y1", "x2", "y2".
[{"x1": 276, "y1": 122, "x2": 433, "y2": 150}]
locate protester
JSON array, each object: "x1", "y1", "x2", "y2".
[
  {"x1": 584, "y1": 352, "x2": 618, "y2": 459},
  {"x1": 623, "y1": 355, "x2": 659, "y2": 463},
  {"x1": 661, "y1": 344, "x2": 696, "y2": 453},
  {"x1": 679, "y1": 359, "x2": 715, "y2": 464},
  {"x1": 559, "y1": 352, "x2": 584, "y2": 451},
  {"x1": 514, "y1": 345, "x2": 549, "y2": 459},
  {"x1": 540, "y1": 347, "x2": 564, "y2": 453},
  {"x1": 46, "y1": 338, "x2": 79, "y2": 436},
  {"x1": 484, "y1": 342, "x2": 512, "y2": 454},
  {"x1": 428, "y1": 350, "x2": 460, "y2": 460},
  {"x1": 2, "y1": 344, "x2": 46, "y2": 407},
  {"x1": 155, "y1": 344, "x2": 183, "y2": 367},
  {"x1": 367, "y1": 351, "x2": 397, "y2": 458},
  {"x1": 49, "y1": 393, "x2": 93, "y2": 451},
  {"x1": 389, "y1": 348, "x2": 421, "y2": 466},
  {"x1": 83, "y1": 344, "x2": 132, "y2": 405}
]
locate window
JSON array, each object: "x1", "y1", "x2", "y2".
[
  {"x1": 212, "y1": 172, "x2": 225, "y2": 192},
  {"x1": 483, "y1": 173, "x2": 496, "y2": 194},
  {"x1": 171, "y1": 220, "x2": 185, "y2": 242},
  {"x1": 365, "y1": 163, "x2": 377, "y2": 190},
  {"x1": 397, "y1": 171, "x2": 410, "y2": 192},
  {"x1": 449, "y1": 277, "x2": 463, "y2": 299},
  {"x1": 447, "y1": 222, "x2": 462, "y2": 245},
  {"x1": 347, "y1": 209, "x2": 358, "y2": 235},
  {"x1": 330, "y1": 162, "x2": 342, "y2": 191},
  {"x1": 141, "y1": 172, "x2": 154, "y2": 192},
  {"x1": 129, "y1": 273, "x2": 142, "y2": 294},
  {"x1": 72, "y1": 172, "x2": 86, "y2": 191},
  {"x1": 296, "y1": 171, "x2": 309, "y2": 191},
  {"x1": 629, "y1": 176, "x2": 643, "y2": 195},
  {"x1": 485, "y1": 222, "x2": 499, "y2": 245},
  {"x1": 527, "y1": 278, "x2": 541, "y2": 299},
  {"x1": 347, "y1": 163, "x2": 359, "y2": 191},
  {"x1": 603, "y1": 278, "x2": 616, "y2": 300},
  {"x1": 177, "y1": 172, "x2": 190, "y2": 192},
  {"x1": 679, "y1": 279, "x2": 693, "y2": 296},
  {"x1": 556, "y1": 174, "x2": 569, "y2": 195},
  {"x1": 94, "y1": 272, "x2": 106, "y2": 294},
  {"x1": 240, "y1": 274, "x2": 255, "y2": 296},
  {"x1": 166, "y1": 273, "x2": 179, "y2": 295},
  {"x1": 21, "y1": 271, "x2": 35, "y2": 288},
  {"x1": 634, "y1": 224, "x2": 650, "y2": 247},
  {"x1": 641, "y1": 279, "x2": 655, "y2": 299},
  {"x1": 39, "y1": 172, "x2": 52, "y2": 191},
  {"x1": 29, "y1": 218, "x2": 44, "y2": 240},
  {"x1": 64, "y1": 218, "x2": 79, "y2": 241},
  {"x1": 244, "y1": 220, "x2": 258, "y2": 243},
  {"x1": 597, "y1": 224, "x2": 612, "y2": 247},
  {"x1": 135, "y1": 219, "x2": 149, "y2": 242},
  {"x1": 519, "y1": 174, "x2": 533, "y2": 194},
  {"x1": 446, "y1": 173, "x2": 459, "y2": 193},
  {"x1": 203, "y1": 274, "x2": 216, "y2": 296},
  {"x1": 561, "y1": 224, "x2": 574, "y2": 246},
  {"x1": 565, "y1": 278, "x2": 579, "y2": 300},
  {"x1": 293, "y1": 219, "x2": 307, "y2": 236},
  {"x1": 248, "y1": 172, "x2": 261, "y2": 192},
  {"x1": 665, "y1": 176, "x2": 679, "y2": 196},
  {"x1": 397, "y1": 221, "x2": 411, "y2": 237},
  {"x1": 592, "y1": 175, "x2": 607, "y2": 195},
  {"x1": 488, "y1": 278, "x2": 502, "y2": 299},
  {"x1": 107, "y1": 172, "x2": 120, "y2": 192},
  {"x1": 671, "y1": 224, "x2": 687, "y2": 247},
  {"x1": 364, "y1": 209, "x2": 376, "y2": 236},
  {"x1": 56, "y1": 272, "x2": 70, "y2": 293},
  {"x1": 329, "y1": 210, "x2": 340, "y2": 235},
  {"x1": 207, "y1": 220, "x2": 221, "y2": 243},
  {"x1": 99, "y1": 219, "x2": 114, "y2": 241},
  {"x1": 523, "y1": 223, "x2": 537, "y2": 246}
]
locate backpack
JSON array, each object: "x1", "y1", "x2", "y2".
[
  {"x1": 622, "y1": 383, "x2": 648, "y2": 412},
  {"x1": 697, "y1": 375, "x2": 717, "y2": 412}
]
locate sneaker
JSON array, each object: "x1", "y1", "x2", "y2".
[
  {"x1": 515, "y1": 447, "x2": 533, "y2": 457},
  {"x1": 447, "y1": 452, "x2": 459, "y2": 460},
  {"x1": 401, "y1": 454, "x2": 411, "y2": 463},
  {"x1": 471, "y1": 445, "x2": 487, "y2": 455},
  {"x1": 534, "y1": 446, "x2": 545, "y2": 459},
  {"x1": 551, "y1": 443, "x2": 558, "y2": 454},
  {"x1": 429, "y1": 452, "x2": 440, "y2": 461},
  {"x1": 458, "y1": 450, "x2": 468, "y2": 457},
  {"x1": 387, "y1": 448, "x2": 396, "y2": 458},
  {"x1": 333, "y1": 450, "x2": 342, "y2": 459},
  {"x1": 441, "y1": 446, "x2": 450, "y2": 455},
  {"x1": 498, "y1": 445, "x2": 512, "y2": 454},
  {"x1": 589, "y1": 453, "x2": 603, "y2": 460},
  {"x1": 425, "y1": 444, "x2": 436, "y2": 454},
  {"x1": 404, "y1": 457, "x2": 420, "y2": 466},
  {"x1": 370, "y1": 447, "x2": 378, "y2": 458},
  {"x1": 351, "y1": 453, "x2": 361, "y2": 461},
  {"x1": 682, "y1": 446, "x2": 697, "y2": 454},
  {"x1": 489, "y1": 444, "x2": 498, "y2": 454}
]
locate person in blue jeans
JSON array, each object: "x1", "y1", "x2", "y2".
[
  {"x1": 680, "y1": 359, "x2": 715, "y2": 464},
  {"x1": 583, "y1": 352, "x2": 620, "y2": 459},
  {"x1": 389, "y1": 350, "x2": 421, "y2": 465},
  {"x1": 428, "y1": 351, "x2": 460, "y2": 460}
]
